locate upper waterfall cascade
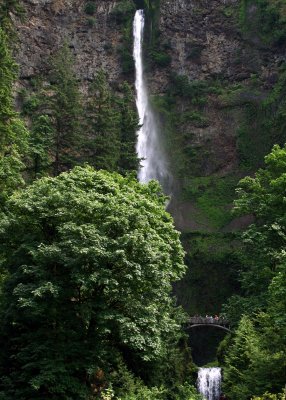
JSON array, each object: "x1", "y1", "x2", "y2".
[
  {"x1": 197, "y1": 368, "x2": 222, "y2": 400},
  {"x1": 133, "y1": 10, "x2": 170, "y2": 189}
]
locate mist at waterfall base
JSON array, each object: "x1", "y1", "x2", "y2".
[
  {"x1": 197, "y1": 368, "x2": 222, "y2": 400},
  {"x1": 133, "y1": 10, "x2": 172, "y2": 194}
]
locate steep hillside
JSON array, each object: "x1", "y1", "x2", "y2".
[
  {"x1": 147, "y1": 0, "x2": 286, "y2": 232},
  {"x1": 12, "y1": 0, "x2": 286, "y2": 339},
  {"x1": 15, "y1": 0, "x2": 127, "y2": 87}
]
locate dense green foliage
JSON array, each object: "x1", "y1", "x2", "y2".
[
  {"x1": 221, "y1": 145, "x2": 286, "y2": 398},
  {"x1": 1, "y1": 0, "x2": 286, "y2": 398},
  {"x1": 84, "y1": 72, "x2": 139, "y2": 173},
  {"x1": 225, "y1": 144, "x2": 286, "y2": 320},
  {"x1": 49, "y1": 43, "x2": 84, "y2": 175},
  {"x1": 85, "y1": 70, "x2": 121, "y2": 171},
  {"x1": 21, "y1": 43, "x2": 83, "y2": 176},
  {"x1": 117, "y1": 82, "x2": 140, "y2": 173},
  {"x1": 112, "y1": 0, "x2": 136, "y2": 75},
  {"x1": 240, "y1": 0, "x2": 286, "y2": 45},
  {"x1": 0, "y1": 27, "x2": 29, "y2": 204},
  {"x1": 84, "y1": 1, "x2": 97, "y2": 15},
  {"x1": 176, "y1": 233, "x2": 241, "y2": 316},
  {"x1": 22, "y1": 47, "x2": 139, "y2": 177},
  {"x1": 0, "y1": 167, "x2": 189, "y2": 399}
]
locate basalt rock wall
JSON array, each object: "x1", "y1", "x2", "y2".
[
  {"x1": 13, "y1": 0, "x2": 286, "y2": 232},
  {"x1": 146, "y1": 0, "x2": 285, "y2": 232},
  {"x1": 15, "y1": 0, "x2": 124, "y2": 88}
]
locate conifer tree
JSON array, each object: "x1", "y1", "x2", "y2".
[
  {"x1": 22, "y1": 87, "x2": 56, "y2": 178},
  {"x1": 29, "y1": 114, "x2": 54, "y2": 177},
  {"x1": 0, "y1": 27, "x2": 29, "y2": 203},
  {"x1": 85, "y1": 70, "x2": 121, "y2": 171},
  {"x1": 49, "y1": 42, "x2": 83, "y2": 175},
  {"x1": 117, "y1": 81, "x2": 139, "y2": 174}
]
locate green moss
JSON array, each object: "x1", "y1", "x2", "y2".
[
  {"x1": 180, "y1": 111, "x2": 209, "y2": 127},
  {"x1": 0, "y1": 0, "x2": 25, "y2": 32},
  {"x1": 149, "y1": 49, "x2": 171, "y2": 67},
  {"x1": 222, "y1": 6, "x2": 235, "y2": 17},
  {"x1": 113, "y1": 1, "x2": 136, "y2": 75},
  {"x1": 111, "y1": 0, "x2": 136, "y2": 23},
  {"x1": 151, "y1": 77, "x2": 225, "y2": 177},
  {"x1": 234, "y1": 64, "x2": 286, "y2": 169},
  {"x1": 182, "y1": 176, "x2": 239, "y2": 229},
  {"x1": 86, "y1": 17, "x2": 96, "y2": 27},
  {"x1": 143, "y1": 0, "x2": 161, "y2": 45},
  {"x1": 239, "y1": 0, "x2": 286, "y2": 46},
  {"x1": 168, "y1": 75, "x2": 224, "y2": 104},
  {"x1": 84, "y1": 2, "x2": 96, "y2": 15}
]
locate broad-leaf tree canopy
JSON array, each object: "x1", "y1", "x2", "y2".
[
  {"x1": 0, "y1": 166, "x2": 186, "y2": 399},
  {"x1": 221, "y1": 144, "x2": 286, "y2": 399}
]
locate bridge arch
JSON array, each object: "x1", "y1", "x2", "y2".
[{"x1": 186, "y1": 317, "x2": 233, "y2": 334}]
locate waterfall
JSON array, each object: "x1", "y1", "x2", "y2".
[
  {"x1": 133, "y1": 10, "x2": 170, "y2": 190},
  {"x1": 197, "y1": 368, "x2": 222, "y2": 400}
]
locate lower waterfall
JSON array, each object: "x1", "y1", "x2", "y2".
[{"x1": 197, "y1": 368, "x2": 222, "y2": 400}]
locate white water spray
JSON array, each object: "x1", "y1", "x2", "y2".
[
  {"x1": 133, "y1": 10, "x2": 170, "y2": 189},
  {"x1": 197, "y1": 368, "x2": 222, "y2": 400}
]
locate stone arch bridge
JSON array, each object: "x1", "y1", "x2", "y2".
[{"x1": 187, "y1": 316, "x2": 232, "y2": 333}]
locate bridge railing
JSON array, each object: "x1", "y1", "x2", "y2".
[{"x1": 189, "y1": 316, "x2": 229, "y2": 326}]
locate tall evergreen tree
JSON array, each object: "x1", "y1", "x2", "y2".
[
  {"x1": 85, "y1": 70, "x2": 121, "y2": 171},
  {"x1": 222, "y1": 145, "x2": 286, "y2": 398},
  {"x1": 29, "y1": 114, "x2": 54, "y2": 178},
  {"x1": 0, "y1": 27, "x2": 29, "y2": 203},
  {"x1": 49, "y1": 42, "x2": 83, "y2": 175},
  {"x1": 117, "y1": 81, "x2": 139, "y2": 174},
  {"x1": 21, "y1": 89, "x2": 55, "y2": 178}
]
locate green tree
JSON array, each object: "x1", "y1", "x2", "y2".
[
  {"x1": 0, "y1": 166, "x2": 186, "y2": 399},
  {"x1": 223, "y1": 316, "x2": 259, "y2": 400},
  {"x1": 222, "y1": 144, "x2": 286, "y2": 398},
  {"x1": 222, "y1": 312, "x2": 286, "y2": 399},
  {"x1": 21, "y1": 91, "x2": 55, "y2": 177},
  {"x1": 49, "y1": 42, "x2": 83, "y2": 175},
  {"x1": 117, "y1": 81, "x2": 139, "y2": 174},
  {"x1": 225, "y1": 144, "x2": 286, "y2": 321},
  {"x1": 20, "y1": 43, "x2": 83, "y2": 178},
  {"x1": 0, "y1": 27, "x2": 29, "y2": 204},
  {"x1": 85, "y1": 70, "x2": 121, "y2": 171},
  {"x1": 29, "y1": 114, "x2": 54, "y2": 177}
]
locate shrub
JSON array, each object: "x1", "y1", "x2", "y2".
[
  {"x1": 150, "y1": 50, "x2": 171, "y2": 67},
  {"x1": 84, "y1": 1, "x2": 96, "y2": 15},
  {"x1": 87, "y1": 16, "x2": 96, "y2": 27},
  {"x1": 111, "y1": 0, "x2": 136, "y2": 23}
]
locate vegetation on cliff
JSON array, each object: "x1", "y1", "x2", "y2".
[
  {"x1": 0, "y1": 0, "x2": 286, "y2": 398},
  {"x1": 21, "y1": 43, "x2": 139, "y2": 179},
  {"x1": 0, "y1": 27, "x2": 29, "y2": 203}
]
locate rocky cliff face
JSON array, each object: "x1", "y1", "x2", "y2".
[
  {"x1": 159, "y1": 1, "x2": 282, "y2": 79},
  {"x1": 15, "y1": 0, "x2": 124, "y2": 88},
  {"x1": 146, "y1": 0, "x2": 285, "y2": 231},
  {"x1": 14, "y1": 0, "x2": 285, "y2": 232},
  {"x1": 12, "y1": 0, "x2": 286, "y2": 330}
]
